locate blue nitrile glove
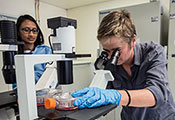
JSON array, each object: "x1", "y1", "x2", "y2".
[{"x1": 72, "y1": 87, "x2": 121, "y2": 109}]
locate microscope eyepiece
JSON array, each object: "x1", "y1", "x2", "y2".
[
  {"x1": 94, "y1": 49, "x2": 120, "y2": 70},
  {"x1": 94, "y1": 51, "x2": 109, "y2": 70},
  {"x1": 111, "y1": 49, "x2": 120, "y2": 65}
]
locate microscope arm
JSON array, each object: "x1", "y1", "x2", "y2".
[
  {"x1": 89, "y1": 70, "x2": 114, "y2": 89},
  {"x1": 35, "y1": 62, "x2": 58, "y2": 91}
]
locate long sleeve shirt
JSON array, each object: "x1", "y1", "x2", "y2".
[{"x1": 106, "y1": 41, "x2": 175, "y2": 120}]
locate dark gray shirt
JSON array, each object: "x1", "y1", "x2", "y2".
[{"x1": 106, "y1": 42, "x2": 175, "y2": 120}]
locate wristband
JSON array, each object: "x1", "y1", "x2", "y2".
[{"x1": 124, "y1": 89, "x2": 131, "y2": 106}]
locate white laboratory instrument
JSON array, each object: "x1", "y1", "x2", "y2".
[
  {"x1": 47, "y1": 17, "x2": 77, "y2": 54},
  {"x1": 52, "y1": 26, "x2": 76, "y2": 54},
  {"x1": 15, "y1": 54, "x2": 72, "y2": 120},
  {"x1": 15, "y1": 53, "x2": 116, "y2": 120},
  {"x1": 35, "y1": 62, "x2": 58, "y2": 91},
  {"x1": 89, "y1": 70, "x2": 114, "y2": 89},
  {"x1": 15, "y1": 16, "x2": 91, "y2": 120}
]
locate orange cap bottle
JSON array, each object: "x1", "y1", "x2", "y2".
[{"x1": 44, "y1": 98, "x2": 56, "y2": 109}]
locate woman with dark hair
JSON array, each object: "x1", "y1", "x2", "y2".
[
  {"x1": 16, "y1": 14, "x2": 44, "y2": 50},
  {"x1": 13, "y1": 14, "x2": 52, "y2": 89}
]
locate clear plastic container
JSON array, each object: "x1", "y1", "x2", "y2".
[
  {"x1": 36, "y1": 88, "x2": 49, "y2": 106},
  {"x1": 36, "y1": 88, "x2": 62, "y2": 106},
  {"x1": 44, "y1": 92, "x2": 77, "y2": 110}
]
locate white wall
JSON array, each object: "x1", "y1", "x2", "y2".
[
  {"x1": 67, "y1": 0, "x2": 149, "y2": 62},
  {"x1": 39, "y1": 2, "x2": 67, "y2": 45},
  {"x1": 0, "y1": 0, "x2": 67, "y2": 92},
  {"x1": 0, "y1": 0, "x2": 35, "y2": 17}
]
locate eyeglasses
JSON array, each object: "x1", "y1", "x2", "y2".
[{"x1": 20, "y1": 27, "x2": 39, "y2": 34}]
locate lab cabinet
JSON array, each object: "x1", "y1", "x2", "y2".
[{"x1": 168, "y1": 0, "x2": 175, "y2": 101}]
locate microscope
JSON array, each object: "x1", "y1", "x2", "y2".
[
  {"x1": 0, "y1": 17, "x2": 119, "y2": 120},
  {"x1": 47, "y1": 17, "x2": 77, "y2": 85},
  {"x1": 14, "y1": 17, "x2": 91, "y2": 120},
  {"x1": 0, "y1": 17, "x2": 86, "y2": 120},
  {"x1": 0, "y1": 17, "x2": 91, "y2": 120},
  {"x1": 89, "y1": 48, "x2": 120, "y2": 89},
  {"x1": 35, "y1": 17, "x2": 91, "y2": 90},
  {"x1": 35, "y1": 17, "x2": 77, "y2": 90}
]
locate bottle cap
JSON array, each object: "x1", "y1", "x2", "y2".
[{"x1": 44, "y1": 98, "x2": 56, "y2": 109}]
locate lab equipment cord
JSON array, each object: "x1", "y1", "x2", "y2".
[
  {"x1": 48, "y1": 35, "x2": 54, "y2": 54},
  {"x1": 48, "y1": 35, "x2": 54, "y2": 65}
]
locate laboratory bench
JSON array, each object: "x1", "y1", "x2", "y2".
[
  {"x1": 38, "y1": 104, "x2": 117, "y2": 120},
  {"x1": 0, "y1": 90, "x2": 117, "y2": 120}
]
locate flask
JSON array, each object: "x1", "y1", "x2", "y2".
[
  {"x1": 44, "y1": 92, "x2": 77, "y2": 110},
  {"x1": 36, "y1": 88, "x2": 61, "y2": 106}
]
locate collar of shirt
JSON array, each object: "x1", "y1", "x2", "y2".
[{"x1": 133, "y1": 43, "x2": 142, "y2": 66}]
